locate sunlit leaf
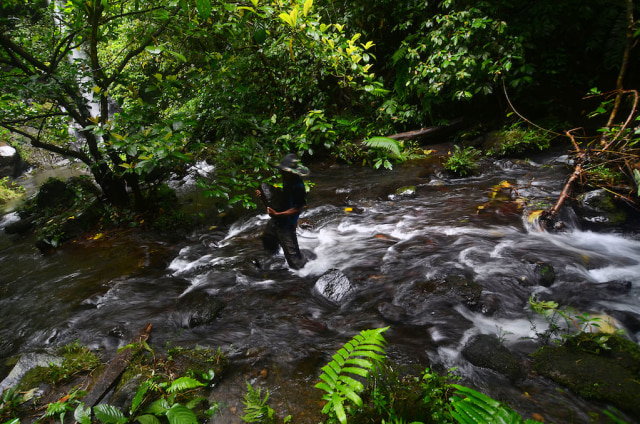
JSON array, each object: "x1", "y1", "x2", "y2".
[
  {"x1": 527, "y1": 210, "x2": 543, "y2": 223},
  {"x1": 303, "y1": 0, "x2": 313, "y2": 17}
]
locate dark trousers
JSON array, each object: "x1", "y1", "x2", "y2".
[{"x1": 261, "y1": 219, "x2": 306, "y2": 270}]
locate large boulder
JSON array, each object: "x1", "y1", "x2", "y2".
[
  {"x1": 532, "y1": 333, "x2": 640, "y2": 417},
  {"x1": 0, "y1": 142, "x2": 26, "y2": 178}
]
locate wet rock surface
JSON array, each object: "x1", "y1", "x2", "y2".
[
  {"x1": 532, "y1": 334, "x2": 640, "y2": 417},
  {"x1": 462, "y1": 334, "x2": 523, "y2": 382},
  {"x1": 313, "y1": 268, "x2": 354, "y2": 304}
]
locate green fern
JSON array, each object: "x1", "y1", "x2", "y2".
[
  {"x1": 315, "y1": 327, "x2": 389, "y2": 424},
  {"x1": 241, "y1": 383, "x2": 275, "y2": 423},
  {"x1": 450, "y1": 385, "x2": 542, "y2": 424},
  {"x1": 166, "y1": 377, "x2": 206, "y2": 393},
  {"x1": 363, "y1": 137, "x2": 402, "y2": 158}
]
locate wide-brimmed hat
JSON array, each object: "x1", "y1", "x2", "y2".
[{"x1": 275, "y1": 153, "x2": 310, "y2": 176}]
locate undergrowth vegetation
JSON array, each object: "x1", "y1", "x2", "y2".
[
  {"x1": 0, "y1": 177, "x2": 24, "y2": 208},
  {"x1": 1, "y1": 321, "x2": 635, "y2": 424}
]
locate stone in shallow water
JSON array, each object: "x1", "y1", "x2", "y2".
[
  {"x1": 462, "y1": 334, "x2": 523, "y2": 382},
  {"x1": 173, "y1": 289, "x2": 226, "y2": 328},
  {"x1": 313, "y1": 269, "x2": 354, "y2": 304}
]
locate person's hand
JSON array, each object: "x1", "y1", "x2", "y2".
[
  {"x1": 266, "y1": 207, "x2": 277, "y2": 216},
  {"x1": 256, "y1": 189, "x2": 262, "y2": 197}
]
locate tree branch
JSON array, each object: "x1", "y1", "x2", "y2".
[{"x1": 0, "y1": 124, "x2": 92, "y2": 165}]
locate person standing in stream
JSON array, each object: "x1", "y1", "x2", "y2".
[{"x1": 256, "y1": 153, "x2": 310, "y2": 270}]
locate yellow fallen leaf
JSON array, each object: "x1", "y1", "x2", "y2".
[
  {"x1": 93, "y1": 233, "x2": 103, "y2": 240},
  {"x1": 344, "y1": 207, "x2": 353, "y2": 213},
  {"x1": 527, "y1": 210, "x2": 543, "y2": 223}
]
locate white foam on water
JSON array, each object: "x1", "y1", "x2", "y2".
[
  {"x1": 0, "y1": 212, "x2": 20, "y2": 229},
  {"x1": 219, "y1": 215, "x2": 266, "y2": 246},
  {"x1": 454, "y1": 305, "x2": 544, "y2": 343}
]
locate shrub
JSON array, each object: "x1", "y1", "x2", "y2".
[{"x1": 443, "y1": 145, "x2": 481, "y2": 177}]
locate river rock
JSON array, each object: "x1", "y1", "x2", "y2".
[
  {"x1": 388, "y1": 185, "x2": 416, "y2": 200},
  {"x1": 517, "y1": 260, "x2": 555, "y2": 287},
  {"x1": 313, "y1": 268, "x2": 354, "y2": 304},
  {"x1": 4, "y1": 216, "x2": 35, "y2": 234},
  {"x1": 415, "y1": 275, "x2": 483, "y2": 308},
  {"x1": 0, "y1": 352, "x2": 63, "y2": 395},
  {"x1": 0, "y1": 142, "x2": 26, "y2": 178},
  {"x1": 480, "y1": 294, "x2": 501, "y2": 315},
  {"x1": 173, "y1": 290, "x2": 226, "y2": 328},
  {"x1": 536, "y1": 280, "x2": 632, "y2": 311},
  {"x1": 462, "y1": 334, "x2": 523, "y2": 382},
  {"x1": 574, "y1": 189, "x2": 627, "y2": 226}
]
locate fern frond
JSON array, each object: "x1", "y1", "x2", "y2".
[
  {"x1": 241, "y1": 383, "x2": 275, "y2": 423},
  {"x1": 167, "y1": 377, "x2": 205, "y2": 393},
  {"x1": 363, "y1": 137, "x2": 402, "y2": 158},
  {"x1": 315, "y1": 327, "x2": 389, "y2": 424},
  {"x1": 450, "y1": 384, "x2": 527, "y2": 424}
]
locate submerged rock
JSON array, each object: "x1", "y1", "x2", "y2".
[
  {"x1": 313, "y1": 269, "x2": 354, "y2": 304},
  {"x1": 173, "y1": 290, "x2": 226, "y2": 328},
  {"x1": 462, "y1": 334, "x2": 523, "y2": 382},
  {"x1": 517, "y1": 260, "x2": 555, "y2": 287},
  {"x1": 414, "y1": 275, "x2": 483, "y2": 308}
]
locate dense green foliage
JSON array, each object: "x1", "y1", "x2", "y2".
[
  {"x1": 1, "y1": 0, "x2": 639, "y2": 213},
  {"x1": 0, "y1": 177, "x2": 24, "y2": 207}
]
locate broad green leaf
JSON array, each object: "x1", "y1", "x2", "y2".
[
  {"x1": 145, "y1": 398, "x2": 170, "y2": 415},
  {"x1": 74, "y1": 403, "x2": 92, "y2": 424},
  {"x1": 136, "y1": 414, "x2": 162, "y2": 424},
  {"x1": 166, "y1": 404, "x2": 198, "y2": 424},
  {"x1": 93, "y1": 404, "x2": 126, "y2": 424}
]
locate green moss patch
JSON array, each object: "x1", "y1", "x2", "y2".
[{"x1": 532, "y1": 334, "x2": 640, "y2": 416}]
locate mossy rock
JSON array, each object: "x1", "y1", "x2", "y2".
[
  {"x1": 532, "y1": 334, "x2": 640, "y2": 416},
  {"x1": 166, "y1": 346, "x2": 228, "y2": 381},
  {"x1": 462, "y1": 334, "x2": 523, "y2": 382},
  {"x1": 575, "y1": 189, "x2": 628, "y2": 226}
]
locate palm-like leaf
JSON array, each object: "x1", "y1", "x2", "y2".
[{"x1": 363, "y1": 137, "x2": 403, "y2": 158}]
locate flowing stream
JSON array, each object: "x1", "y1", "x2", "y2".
[{"x1": 1, "y1": 145, "x2": 640, "y2": 423}]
